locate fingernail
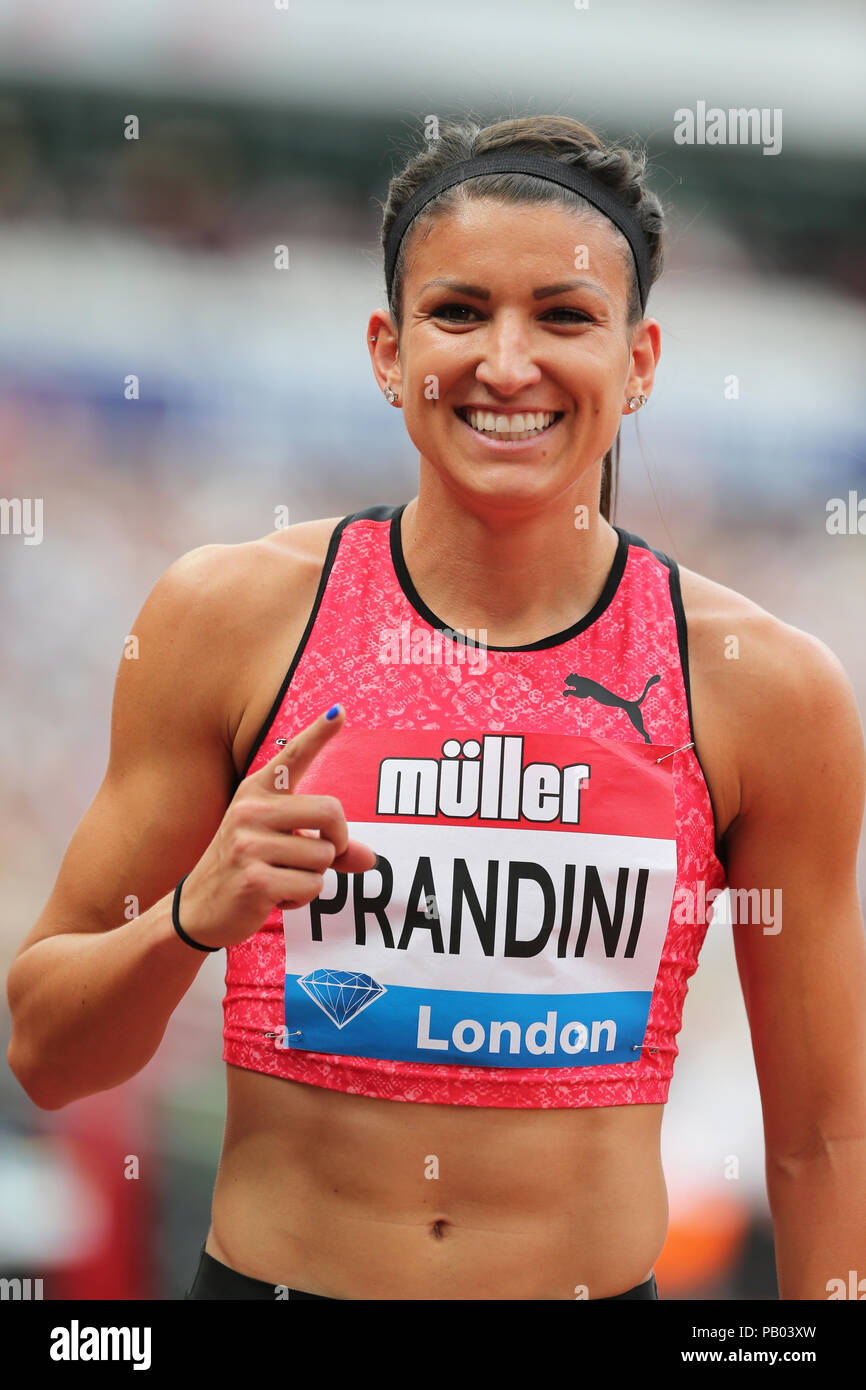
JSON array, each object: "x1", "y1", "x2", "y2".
[
  {"x1": 372, "y1": 854, "x2": 381, "y2": 870},
  {"x1": 325, "y1": 704, "x2": 341, "y2": 720}
]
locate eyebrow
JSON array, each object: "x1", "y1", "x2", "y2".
[{"x1": 417, "y1": 276, "x2": 611, "y2": 304}]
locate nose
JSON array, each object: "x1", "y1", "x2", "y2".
[{"x1": 474, "y1": 313, "x2": 543, "y2": 397}]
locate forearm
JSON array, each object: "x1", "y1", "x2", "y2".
[
  {"x1": 766, "y1": 1135, "x2": 866, "y2": 1300},
  {"x1": 6, "y1": 891, "x2": 208, "y2": 1109}
]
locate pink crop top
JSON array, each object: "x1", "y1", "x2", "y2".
[{"x1": 221, "y1": 503, "x2": 728, "y2": 1108}]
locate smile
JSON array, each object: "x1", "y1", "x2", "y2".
[{"x1": 454, "y1": 407, "x2": 564, "y2": 446}]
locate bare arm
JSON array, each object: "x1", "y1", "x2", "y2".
[
  {"x1": 725, "y1": 618, "x2": 866, "y2": 1299},
  {"x1": 6, "y1": 544, "x2": 245, "y2": 1107},
  {"x1": 7, "y1": 529, "x2": 376, "y2": 1111}
]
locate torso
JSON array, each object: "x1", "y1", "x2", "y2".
[{"x1": 204, "y1": 513, "x2": 749, "y2": 1299}]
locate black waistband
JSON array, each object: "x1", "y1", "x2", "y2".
[{"x1": 184, "y1": 1246, "x2": 658, "y2": 1301}]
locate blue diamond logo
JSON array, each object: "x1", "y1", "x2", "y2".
[{"x1": 297, "y1": 970, "x2": 386, "y2": 1029}]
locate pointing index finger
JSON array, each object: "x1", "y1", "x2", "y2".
[{"x1": 257, "y1": 703, "x2": 344, "y2": 793}]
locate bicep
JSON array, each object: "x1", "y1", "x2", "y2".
[
  {"x1": 13, "y1": 547, "x2": 240, "y2": 956},
  {"x1": 726, "y1": 627, "x2": 866, "y2": 1158}
]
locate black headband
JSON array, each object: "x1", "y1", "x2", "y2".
[{"x1": 384, "y1": 150, "x2": 652, "y2": 312}]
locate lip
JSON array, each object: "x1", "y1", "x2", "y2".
[
  {"x1": 458, "y1": 406, "x2": 564, "y2": 415},
  {"x1": 453, "y1": 406, "x2": 564, "y2": 450}
]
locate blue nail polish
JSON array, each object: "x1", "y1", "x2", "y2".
[{"x1": 325, "y1": 704, "x2": 341, "y2": 720}]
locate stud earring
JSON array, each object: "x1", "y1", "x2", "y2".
[
  {"x1": 626, "y1": 395, "x2": 647, "y2": 410},
  {"x1": 384, "y1": 387, "x2": 398, "y2": 404}
]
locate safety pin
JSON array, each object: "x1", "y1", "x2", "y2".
[
  {"x1": 264, "y1": 1029, "x2": 303, "y2": 1039},
  {"x1": 655, "y1": 741, "x2": 694, "y2": 764}
]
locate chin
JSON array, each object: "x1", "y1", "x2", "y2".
[{"x1": 444, "y1": 465, "x2": 573, "y2": 516}]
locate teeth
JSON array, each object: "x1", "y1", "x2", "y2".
[{"x1": 465, "y1": 410, "x2": 557, "y2": 437}]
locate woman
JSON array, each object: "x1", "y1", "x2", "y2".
[{"x1": 7, "y1": 115, "x2": 866, "y2": 1301}]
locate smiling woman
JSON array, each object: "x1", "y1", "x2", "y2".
[
  {"x1": 8, "y1": 113, "x2": 866, "y2": 1304},
  {"x1": 372, "y1": 119, "x2": 663, "y2": 517}
]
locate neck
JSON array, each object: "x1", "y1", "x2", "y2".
[{"x1": 399, "y1": 466, "x2": 620, "y2": 647}]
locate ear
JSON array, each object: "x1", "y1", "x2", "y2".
[
  {"x1": 367, "y1": 309, "x2": 401, "y2": 395},
  {"x1": 626, "y1": 317, "x2": 661, "y2": 402}
]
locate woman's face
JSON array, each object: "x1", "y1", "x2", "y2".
[{"x1": 370, "y1": 197, "x2": 660, "y2": 514}]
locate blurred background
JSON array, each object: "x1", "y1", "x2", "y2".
[{"x1": 1, "y1": 0, "x2": 864, "y2": 1300}]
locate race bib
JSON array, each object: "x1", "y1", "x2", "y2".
[{"x1": 279, "y1": 729, "x2": 678, "y2": 1068}]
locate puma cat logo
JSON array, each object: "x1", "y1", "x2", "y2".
[{"x1": 562, "y1": 673, "x2": 661, "y2": 743}]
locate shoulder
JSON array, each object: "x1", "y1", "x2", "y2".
[
  {"x1": 116, "y1": 515, "x2": 349, "y2": 768},
  {"x1": 677, "y1": 558, "x2": 810, "y2": 679},
  {"x1": 676, "y1": 559, "x2": 864, "y2": 823},
  {"x1": 149, "y1": 515, "x2": 346, "y2": 631},
  {"x1": 159, "y1": 514, "x2": 345, "y2": 595},
  {"x1": 125, "y1": 516, "x2": 345, "y2": 706}
]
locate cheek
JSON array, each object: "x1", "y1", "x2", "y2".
[{"x1": 403, "y1": 367, "x2": 457, "y2": 411}]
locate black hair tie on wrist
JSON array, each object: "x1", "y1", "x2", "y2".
[{"x1": 172, "y1": 873, "x2": 219, "y2": 952}]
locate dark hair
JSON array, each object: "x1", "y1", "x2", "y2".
[{"x1": 379, "y1": 115, "x2": 665, "y2": 523}]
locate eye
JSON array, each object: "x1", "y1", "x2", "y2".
[
  {"x1": 430, "y1": 302, "x2": 594, "y2": 325},
  {"x1": 541, "y1": 307, "x2": 593, "y2": 324},
  {"x1": 431, "y1": 302, "x2": 480, "y2": 322}
]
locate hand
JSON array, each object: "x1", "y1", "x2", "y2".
[{"x1": 176, "y1": 705, "x2": 375, "y2": 949}]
